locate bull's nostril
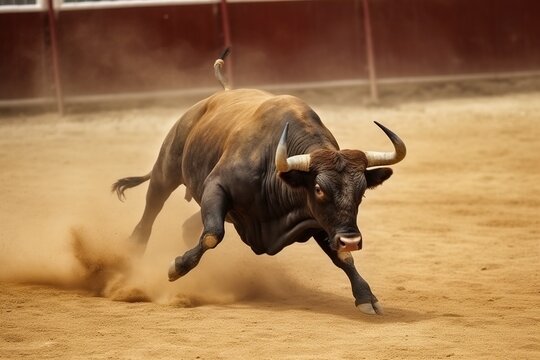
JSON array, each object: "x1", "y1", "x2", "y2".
[{"x1": 336, "y1": 234, "x2": 362, "y2": 251}]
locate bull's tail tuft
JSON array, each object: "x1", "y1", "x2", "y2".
[
  {"x1": 214, "y1": 47, "x2": 231, "y2": 91},
  {"x1": 111, "y1": 173, "x2": 151, "y2": 201}
]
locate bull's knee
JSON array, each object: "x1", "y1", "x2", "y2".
[{"x1": 202, "y1": 234, "x2": 220, "y2": 250}]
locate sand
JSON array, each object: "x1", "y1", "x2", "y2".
[{"x1": 1, "y1": 83, "x2": 539, "y2": 359}]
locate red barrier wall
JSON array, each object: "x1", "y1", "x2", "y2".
[
  {"x1": 0, "y1": 12, "x2": 50, "y2": 100},
  {"x1": 228, "y1": 0, "x2": 366, "y2": 85},
  {"x1": 1, "y1": 0, "x2": 539, "y2": 103},
  {"x1": 371, "y1": 0, "x2": 540, "y2": 77},
  {"x1": 57, "y1": 4, "x2": 221, "y2": 96}
]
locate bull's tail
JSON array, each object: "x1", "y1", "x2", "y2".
[
  {"x1": 214, "y1": 47, "x2": 231, "y2": 91},
  {"x1": 111, "y1": 173, "x2": 151, "y2": 201}
]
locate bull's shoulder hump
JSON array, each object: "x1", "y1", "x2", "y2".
[
  {"x1": 207, "y1": 88, "x2": 274, "y2": 105},
  {"x1": 256, "y1": 94, "x2": 318, "y2": 122},
  {"x1": 263, "y1": 94, "x2": 310, "y2": 109}
]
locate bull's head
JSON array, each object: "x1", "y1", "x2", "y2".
[{"x1": 276, "y1": 121, "x2": 406, "y2": 252}]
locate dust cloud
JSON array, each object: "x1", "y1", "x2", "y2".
[{"x1": 0, "y1": 204, "x2": 301, "y2": 307}]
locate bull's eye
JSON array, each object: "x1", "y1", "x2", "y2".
[{"x1": 314, "y1": 184, "x2": 324, "y2": 198}]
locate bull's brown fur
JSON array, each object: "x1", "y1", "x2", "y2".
[{"x1": 310, "y1": 149, "x2": 368, "y2": 173}]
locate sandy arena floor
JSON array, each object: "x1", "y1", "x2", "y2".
[{"x1": 0, "y1": 83, "x2": 539, "y2": 359}]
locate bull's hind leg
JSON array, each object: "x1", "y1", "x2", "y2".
[
  {"x1": 314, "y1": 233, "x2": 383, "y2": 315},
  {"x1": 168, "y1": 180, "x2": 230, "y2": 281},
  {"x1": 128, "y1": 131, "x2": 188, "y2": 253},
  {"x1": 129, "y1": 176, "x2": 180, "y2": 253}
]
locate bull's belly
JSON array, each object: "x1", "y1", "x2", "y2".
[{"x1": 229, "y1": 214, "x2": 320, "y2": 255}]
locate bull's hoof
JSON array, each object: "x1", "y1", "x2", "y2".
[
  {"x1": 168, "y1": 260, "x2": 180, "y2": 282},
  {"x1": 356, "y1": 301, "x2": 384, "y2": 315}
]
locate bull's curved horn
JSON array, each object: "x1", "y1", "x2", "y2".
[
  {"x1": 364, "y1": 121, "x2": 407, "y2": 167},
  {"x1": 275, "y1": 123, "x2": 311, "y2": 173}
]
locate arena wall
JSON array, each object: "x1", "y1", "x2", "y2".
[{"x1": 1, "y1": 0, "x2": 539, "y2": 105}]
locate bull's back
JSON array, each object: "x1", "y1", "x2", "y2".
[{"x1": 180, "y1": 89, "x2": 314, "y2": 202}]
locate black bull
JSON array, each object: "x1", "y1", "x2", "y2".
[{"x1": 112, "y1": 58, "x2": 406, "y2": 315}]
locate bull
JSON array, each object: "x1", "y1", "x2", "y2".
[{"x1": 112, "y1": 52, "x2": 406, "y2": 315}]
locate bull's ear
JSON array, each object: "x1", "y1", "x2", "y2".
[
  {"x1": 279, "y1": 171, "x2": 309, "y2": 188},
  {"x1": 365, "y1": 167, "x2": 393, "y2": 189}
]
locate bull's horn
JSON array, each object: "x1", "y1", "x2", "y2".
[
  {"x1": 275, "y1": 123, "x2": 311, "y2": 173},
  {"x1": 364, "y1": 121, "x2": 407, "y2": 167}
]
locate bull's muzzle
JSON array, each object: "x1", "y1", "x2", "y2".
[{"x1": 335, "y1": 233, "x2": 363, "y2": 252}]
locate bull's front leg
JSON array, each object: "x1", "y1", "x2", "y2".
[
  {"x1": 168, "y1": 181, "x2": 230, "y2": 281},
  {"x1": 314, "y1": 233, "x2": 383, "y2": 315}
]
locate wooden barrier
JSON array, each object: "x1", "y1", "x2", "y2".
[{"x1": 1, "y1": 0, "x2": 539, "y2": 106}]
